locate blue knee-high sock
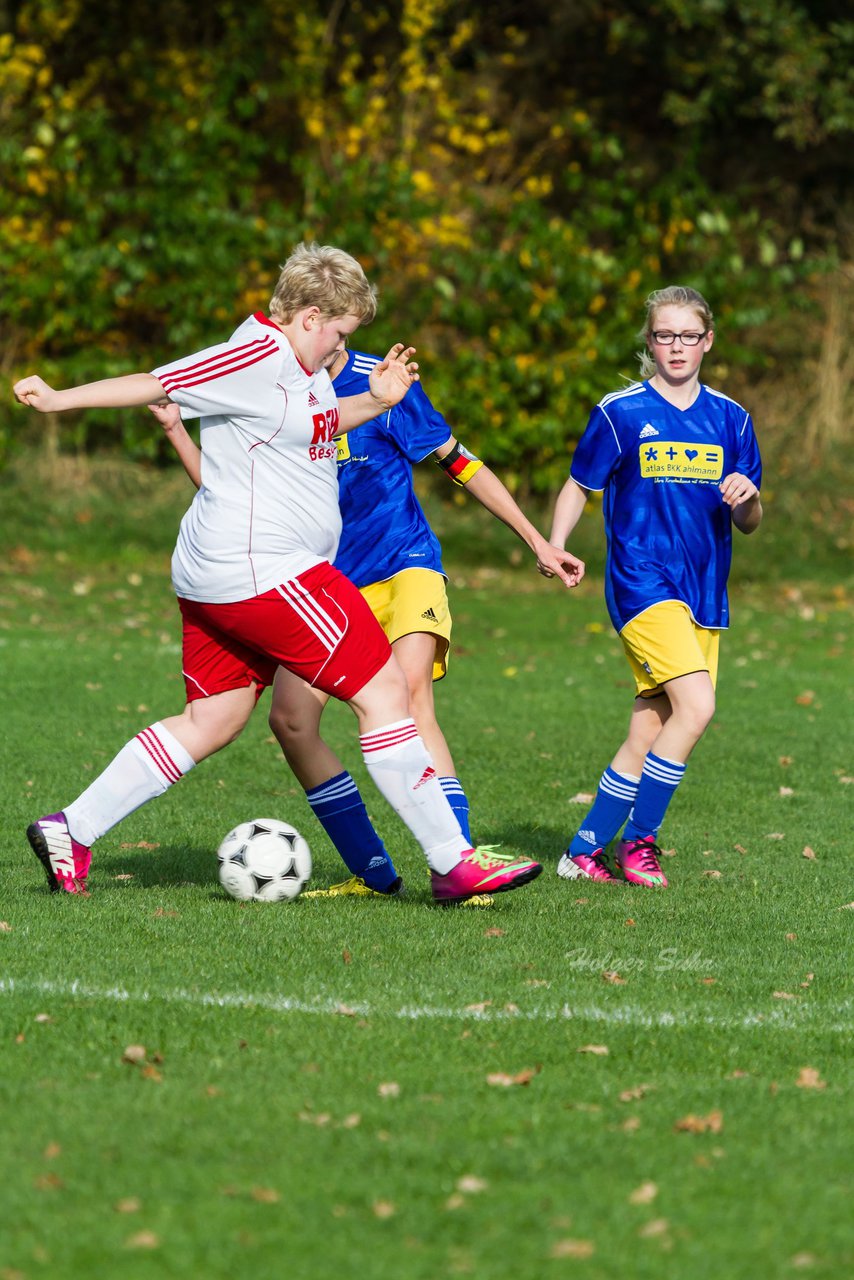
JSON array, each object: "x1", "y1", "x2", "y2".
[
  {"x1": 568, "y1": 767, "x2": 640, "y2": 855},
  {"x1": 306, "y1": 771, "x2": 399, "y2": 891},
  {"x1": 439, "y1": 776, "x2": 471, "y2": 845},
  {"x1": 621, "y1": 753, "x2": 686, "y2": 842}
]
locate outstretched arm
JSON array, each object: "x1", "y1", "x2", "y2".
[
  {"x1": 150, "y1": 403, "x2": 202, "y2": 489},
  {"x1": 550, "y1": 476, "x2": 590, "y2": 547},
  {"x1": 720, "y1": 473, "x2": 762, "y2": 534},
  {"x1": 337, "y1": 344, "x2": 419, "y2": 433},
  {"x1": 434, "y1": 437, "x2": 585, "y2": 589},
  {"x1": 13, "y1": 372, "x2": 168, "y2": 414}
]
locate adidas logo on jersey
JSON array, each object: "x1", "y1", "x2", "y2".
[
  {"x1": 308, "y1": 391, "x2": 319, "y2": 406},
  {"x1": 420, "y1": 607, "x2": 438, "y2": 623},
  {"x1": 639, "y1": 423, "x2": 658, "y2": 438}
]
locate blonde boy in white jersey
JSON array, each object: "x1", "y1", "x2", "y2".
[{"x1": 13, "y1": 243, "x2": 542, "y2": 904}]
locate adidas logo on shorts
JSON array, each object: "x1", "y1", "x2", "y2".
[{"x1": 421, "y1": 607, "x2": 438, "y2": 623}]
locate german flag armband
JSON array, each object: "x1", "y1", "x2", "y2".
[{"x1": 436, "y1": 441, "x2": 484, "y2": 487}]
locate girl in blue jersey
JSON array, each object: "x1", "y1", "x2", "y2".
[{"x1": 549, "y1": 286, "x2": 762, "y2": 887}]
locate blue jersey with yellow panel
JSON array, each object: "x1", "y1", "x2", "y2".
[
  {"x1": 332, "y1": 350, "x2": 451, "y2": 588},
  {"x1": 570, "y1": 380, "x2": 762, "y2": 633}
]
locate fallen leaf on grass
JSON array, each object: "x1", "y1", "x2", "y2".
[
  {"x1": 0, "y1": 921, "x2": 12, "y2": 932},
  {"x1": 34, "y1": 1172, "x2": 64, "y2": 1190},
  {"x1": 795, "y1": 1067, "x2": 826, "y2": 1090},
  {"x1": 795, "y1": 690, "x2": 815, "y2": 706},
  {"x1": 486, "y1": 1066, "x2": 540, "y2": 1087},
  {"x1": 628, "y1": 1181, "x2": 658, "y2": 1205},
  {"x1": 525, "y1": 978, "x2": 550, "y2": 988},
  {"x1": 659, "y1": 848, "x2": 677, "y2": 857},
  {"x1": 43, "y1": 1142, "x2": 61, "y2": 1160},
  {"x1": 335, "y1": 1003, "x2": 357, "y2": 1017},
  {"x1": 140, "y1": 1064, "x2": 162, "y2": 1082},
  {"x1": 341, "y1": 1113, "x2": 361, "y2": 1129},
  {"x1": 114, "y1": 1198, "x2": 141, "y2": 1214},
  {"x1": 114, "y1": 874, "x2": 134, "y2": 881},
  {"x1": 577, "y1": 1044, "x2": 609, "y2": 1056},
  {"x1": 765, "y1": 833, "x2": 785, "y2": 840},
  {"x1": 445, "y1": 1193, "x2": 465, "y2": 1211},
  {"x1": 152, "y1": 908, "x2": 178, "y2": 918},
  {"x1": 550, "y1": 1239, "x2": 595, "y2": 1259},
  {"x1": 251, "y1": 1187, "x2": 280, "y2": 1203},
  {"x1": 702, "y1": 870, "x2": 723, "y2": 878},
  {"x1": 638, "y1": 1217, "x2": 670, "y2": 1239},
  {"x1": 778, "y1": 755, "x2": 793, "y2": 766},
  {"x1": 838, "y1": 903, "x2": 854, "y2": 911},
  {"x1": 773, "y1": 991, "x2": 798, "y2": 1000},
  {"x1": 785, "y1": 932, "x2": 798, "y2": 940},
  {"x1": 121, "y1": 1045, "x2": 147, "y2": 1065},
  {"x1": 465, "y1": 1001, "x2": 492, "y2": 1014},
  {"x1": 298, "y1": 1111, "x2": 332, "y2": 1126},
  {"x1": 700, "y1": 977, "x2": 716, "y2": 985},
  {"x1": 342, "y1": 949, "x2": 352, "y2": 965},
  {"x1": 34, "y1": 1013, "x2": 52, "y2": 1024},
  {"x1": 483, "y1": 927, "x2": 505, "y2": 937},
  {"x1": 800, "y1": 972, "x2": 815, "y2": 988},
  {"x1": 624, "y1": 918, "x2": 636, "y2": 926},
  {"x1": 372, "y1": 1200, "x2": 396, "y2": 1219},
  {"x1": 120, "y1": 841, "x2": 160, "y2": 850},
  {"x1": 377, "y1": 1081, "x2": 400, "y2": 1098},
  {"x1": 456, "y1": 1175, "x2": 488, "y2": 1194},
  {"x1": 733, "y1": 843, "x2": 748, "y2": 855},
  {"x1": 674, "y1": 1110, "x2": 723, "y2": 1134},
  {"x1": 618, "y1": 1084, "x2": 651, "y2": 1102},
  {"x1": 790, "y1": 1252, "x2": 818, "y2": 1269},
  {"x1": 802, "y1": 846, "x2": 817, "y2": 860},
  {"x1": 568, "y1": 793, "x2": 595, "y2": 805},
  {"x1": 622, "y1": 1116, "x2": 641, "y2": 1132},
  {"x1": 602, "y1": 970, "x2": 626, "y2": 985},
  {"x1": 779, "y1": 786, "x2": 794, "y2": 797},
  {"x1": 125, "y1": 1231, "x2": 159, "y2": 1250}
]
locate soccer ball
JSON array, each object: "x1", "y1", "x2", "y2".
[{"x1": 217, "y1": 818, "x2": 312, "y2": 902}]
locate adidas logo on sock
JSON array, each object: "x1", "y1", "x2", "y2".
[
  {"x1": 421, "y1": 607, "x2": 438, "y2": 623},
  {"x1": 413, "y1": 766, "x2": 437, "y2": 790},
  {"x1": 578, "y1": 829, "x2": 596, "y2": 844},
  {"x1": 639, "y1": 423, "x2": 659, "y2": 438}
]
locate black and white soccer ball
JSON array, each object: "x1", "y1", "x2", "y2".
[{"x1": 217, "y1": 818, "x2": 312, "y2": 902}]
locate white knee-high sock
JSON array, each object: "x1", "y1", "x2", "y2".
[
  {"x1": 64, "y1": 722, "x2": 196, "y2": 846},
  {"x1": 360, "y1": 719, "x2": 470, "y2": 874}
]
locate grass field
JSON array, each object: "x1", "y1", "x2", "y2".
[{"x1": 1, "y1": 454, "x2": 852, "y2": 1279}]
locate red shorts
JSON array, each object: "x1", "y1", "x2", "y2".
[{"x1": 179, "y1": 561, "x2": 392, "y2": 704}]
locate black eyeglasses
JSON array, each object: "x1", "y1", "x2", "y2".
[{"x1": 650, "y1": 330, "x2": 708, "y2": 346}]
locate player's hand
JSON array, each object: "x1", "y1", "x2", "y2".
[
  {"x1": 13, "y1": 375, "x2": 61, "y2": 413},
  {"x1": 536, "y1": 543, "x2": 586, "y2": 588},
  {"x1": 148, "y1": 402, "x2": 182, "y2": 432},
  {"x1": 719, "y1": 472, "x2": 759, "y2": 508},
  {"x1": 369, "y1": 344, "x2": 419, "y2": 409}
]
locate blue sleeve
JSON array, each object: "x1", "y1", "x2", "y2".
[
  {"x1": 569, "y1": 404, "x2": 622, "y2": 491},
  {"x1": 736, "y1": 413, "x2": 762, "y2": 489},
  {"x1": 387, "y1": 381, "x2": 454, "y2": 463}
]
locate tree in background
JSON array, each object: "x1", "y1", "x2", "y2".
[{"x1": 1, "y1": 0, "x2": 851, "y2": 482}]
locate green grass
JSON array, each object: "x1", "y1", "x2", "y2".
[{"x1": 1, "y1": 453, "x2": 852, "y2": 1279}]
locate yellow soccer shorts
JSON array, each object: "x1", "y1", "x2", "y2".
[
  {"x1": 359, "y1": 568, "x2": 452, "y2": 682},
  {"x1": 620, "y1": 599, "x2": 720, "y2": 698}
]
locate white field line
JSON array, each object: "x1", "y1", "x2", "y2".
[{"x1": 1, "y1": 976, "x2": 851, "y2": 1032}]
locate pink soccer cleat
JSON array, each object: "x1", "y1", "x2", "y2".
[
  {"x1": 431, "y1": 847, "x2": 542, "y2": 903},
  {"x1": 615, "y1": 836, "x2": 668, "y2": 887},
  {"x1": 557, "y1": 849, "x2": 621, "y2": 883},
  {"x1": 27, "y1": 813, "x2": 92, "y2": 895}
]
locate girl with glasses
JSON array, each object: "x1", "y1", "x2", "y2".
[{"x1": 548, "y1": 286, "x2": 763, "y2": 887}]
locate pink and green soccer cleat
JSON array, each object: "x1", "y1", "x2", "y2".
[
  {"x1": 557, "y1": 850, "x2": 621, "y2": 883},
  {"x1": 431, "y1": 847, "x2": 542, "y2": 903},
  {"x1": 615, "y1": 836, "x2": 668, "y2": 887},
  {"x1": 27, "y1": 813, "x2": 92, "y2": 895}
]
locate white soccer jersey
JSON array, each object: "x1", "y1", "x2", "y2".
[{"x1": 153, "y1": 313, "x2": 343, "y2": 603}]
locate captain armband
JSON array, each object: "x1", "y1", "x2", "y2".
[{"x1": 435, "y1": 441, "x2": 484, "y2": 487}]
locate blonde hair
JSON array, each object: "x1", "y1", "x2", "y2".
[
  {"x1": 269, "y1": 242, "x2": 378, "y2": 325},
  {"x1": 636, "y1": 285, "x2": 714, "y2": 379}
]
